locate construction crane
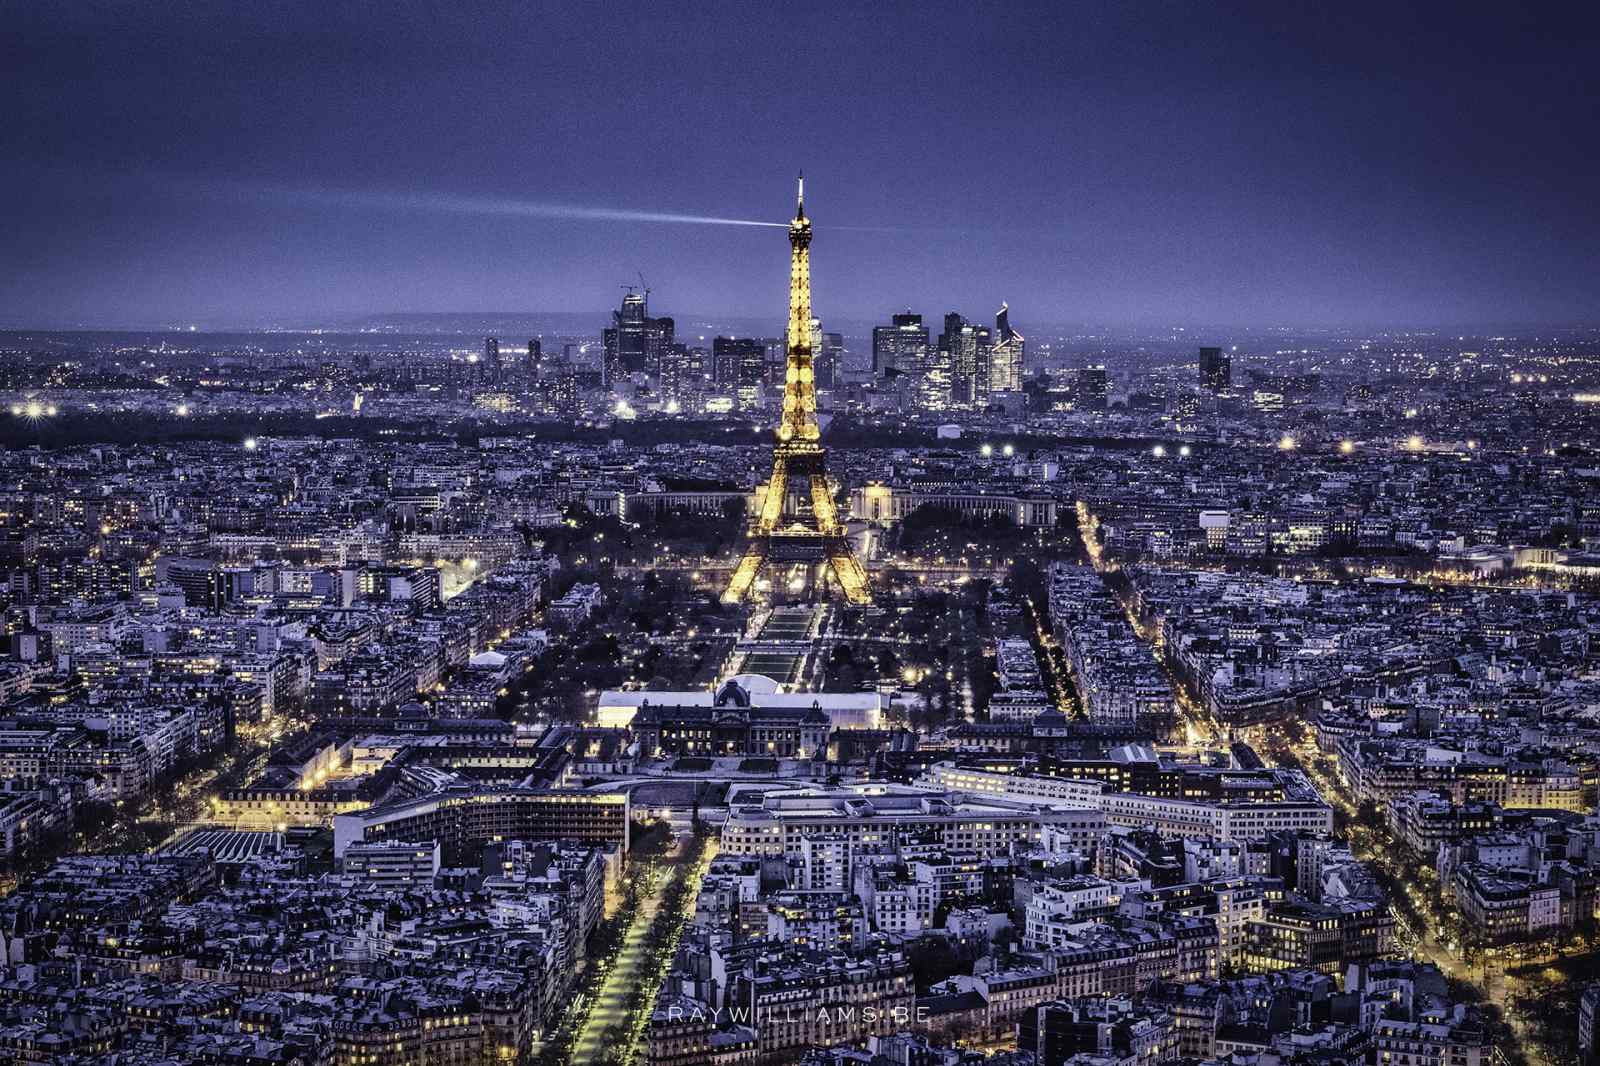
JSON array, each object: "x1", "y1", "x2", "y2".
[{"x1": 619, "y1": 273, "x2": 652, "y2": 309}]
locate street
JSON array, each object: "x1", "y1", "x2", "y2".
[
  {"x1": 569, "y1": 837, "x2": 717, "y2": 1066},
  {"x1": 568, "y1": 871, "x2": 667, "y2": 1066}
]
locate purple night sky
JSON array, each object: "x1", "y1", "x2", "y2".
[{"x1": 2, "y1": 1, "x2": 1597, "y2": 329}]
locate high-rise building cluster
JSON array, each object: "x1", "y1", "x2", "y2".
[
  {"x1": 870, "y1": 304, "x2": 1027, "y2": 412},
  {"x1": 604, "y1": 303, "x2": 841, "y2": 415},
  {"x1": 589, "y1": 283, "x2": 1028, "y2": 420}
]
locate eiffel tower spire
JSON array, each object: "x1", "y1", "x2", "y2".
[{"x1": 723, "y1": 178, "x2": 870, "y2": 605}]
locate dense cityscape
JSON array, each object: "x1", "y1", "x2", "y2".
[
  {"x1": 6, "y1": 4, "x2": 1600, "y2": 1066},
  {"x1": 1, "y1": 172, "x2": 1599, "y2": 1066}
]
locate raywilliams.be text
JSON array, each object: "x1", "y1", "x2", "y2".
[{"x1": 663, "y1": 1006, "x2": 932, "y2": 1025}]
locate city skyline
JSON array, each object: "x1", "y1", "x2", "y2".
[{"x1": 3, "y1": 6, "x2": 1600, "y2": 1066}]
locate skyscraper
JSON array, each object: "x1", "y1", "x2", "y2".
[
  {"x1": 937, "y1": 312, "x2": 967, "y2": 408},
  {"x1": 711, "y1": 339, "x2": 734, "y2": 387},
  {"x1": 971, "y1": 323, "x2": 994, "y2": 407},
  {"x1": 602, "y1": 291, "x2": 674, "y2": 386},
  {"x1": 713, "y1": 337, "x2": 767, "y2": 407},
  {"x1": 647, "y1": 315, "x2": 675, "y2": 378},
  {"x1": 817, "y1": 329, "x2": 842, "y2": 390},
  {"x1": 762, "y1": 337, "x2": 787, "y2": 390},
  {"x1": 526, "y1": 339, "x2": 541, "y2": 378},
  {"x1": 1077, "y1": 365, "x2": 1110, "y2": 411},
  {"x1": 808, "y1": 319, "x2": 840, "y2": 391},
  {"x1": 940, "y1": 313, "x2": 993, "y2": 408},
  {"x1": 1199, "y1": 346, "x2": 1231, "y2": 393},
  {"x1": 660, "y1": 343, "x2": 707, "y2": 402},
  {"x1": 484, "y1": 337, "x2": 500, "y2": 384},
  {"x1": 872, "y1": 312, "x2": 928, "y2": 378},
  {"x1": 990, "y1": 302, "x2": 1026, "y2": 397}
]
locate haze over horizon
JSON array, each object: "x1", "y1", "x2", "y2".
[{"x1": 3, "y1": 1, "x2": 1598, "y2": 330}]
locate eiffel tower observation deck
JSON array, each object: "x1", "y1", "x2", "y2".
[{"x1": 722, "y1": 177, "x2": 870, "y2": 605}]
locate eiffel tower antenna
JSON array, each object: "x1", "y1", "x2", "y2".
[{"x1": 723, "y1": 178, "x2": 870, "y2": 605}]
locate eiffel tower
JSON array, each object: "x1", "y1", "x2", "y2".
[{"x1": 722, "y1": 177, "x2": 870, "y2": 605}]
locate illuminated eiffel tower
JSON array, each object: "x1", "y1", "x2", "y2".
[{"x1": 723, "y1": 177, "x2": 870, "y2": 605}]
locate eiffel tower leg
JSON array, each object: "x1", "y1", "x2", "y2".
[
  {"x1": 807, "y1": 473, "x2": 869, "y2": 603},
  {"x1": 723, "y1": 544, "x2": 766, "y2": 604},
  {"x1": 807, "y1": 474, "x2": 840, "y2": 535},
  {"x1": 757, "y1": 457, "x2": 788, "y2": 533},
  {"x1": 827, "y1": 548, "x2": 871, "y2": 605}
]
